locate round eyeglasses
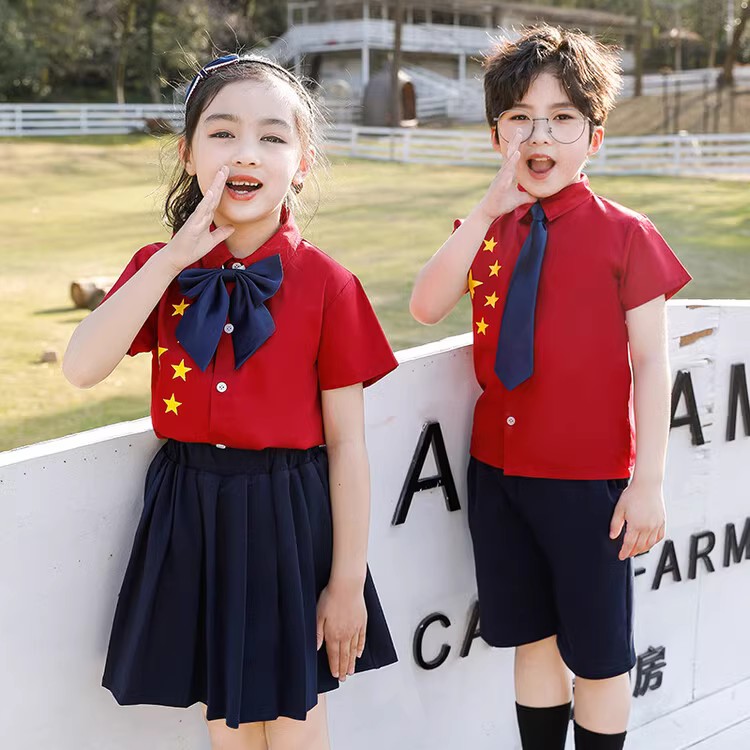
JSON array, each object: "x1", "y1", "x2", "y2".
[{"x1": 493, "y1": 109, "x2": 590, "y2": 145}]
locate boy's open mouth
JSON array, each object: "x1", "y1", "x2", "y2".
[{"x1": 527, "y1": 157, "x2": 555, "y2": 175}]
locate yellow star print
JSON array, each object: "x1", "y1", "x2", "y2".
[
  {"x1": 157, "y1": 346, "x2": 168, "y2": 359},
  {"x1": 483, "y1": 237, "x2": 497, "y2": 252},
  {"x1": 172, "y1": 298, "x2": 190, "y2": 316},
  {"x1": 468, "y1": 270, "x2": 484, "y2": 299},
  {"x1": 476, "y1": 318, "x2": 489, "y2": 335},
  {"x1": 489, "y1": 261, "x2": 502, "y2": 277},
  {"x1": 484, "y1": 292, "x2": 499, "y2": 308},
  {"x1": 171, "y1": 359, "x2": 192, "y2": 381},
  {"x1": 163, "y1": 393, "x2": 182, "y2": 415}
]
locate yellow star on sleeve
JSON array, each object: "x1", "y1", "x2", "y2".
[
  {"x1": 172, "y1": 298, "x2": 190, "y2": 316},
  {"x1": 164, "y1": 393, "x2": 182, "y2": 415},
  {"x1": 468, "y1": 269, "x2": 483, "y2": 299},
  {"x1": 171, "y1": 358, "x2": 192, "y2": 381},
  {"x1": 475, "y1": 317, "x2": 489, "y2": 335},
  {"x1": 157, "y1": 346, "x2": 168, "y2": 359},
  {"x1": 483, "y1": 236, "x2": 497, "y2": 252},
  {"x1": 484, "y1": 292, "x2": 499, "y2": 308},
  {"x1": 489, "y1": 261, "x2": 502, "y2": 277}
]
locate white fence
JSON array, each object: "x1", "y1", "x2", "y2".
[
  {"x1": 327, "y1": 126, "x2": 750, "y2": 176},
  {"x1": 3, "y1": 104, "x2": 749, "y2": 176},
  {"x1": 0, "y1": 103, "x2": 182, "y2": 137}
]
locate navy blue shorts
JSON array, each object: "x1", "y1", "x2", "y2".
[{"x1": 467, "y1": 458, "x2": 635, "y2": 680}]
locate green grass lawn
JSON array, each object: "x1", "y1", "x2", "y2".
[{"x1": 2, "y1": 136, "x2": 749, "y2": 452}]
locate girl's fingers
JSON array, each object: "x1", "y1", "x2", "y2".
[
  {"x1": 210, "y1": 223, "x2": 235, "y2": 244},
  {"x1": 316, "y1": 617, "x2": 325, "y2": 651},
  {"x1": 327, "y1": 641, "x2": 339, "y2": 678},
  {"x1": 357, "y1": 627, "x2": 366, "y2": 658},
  {"x1": 338, "y1": 640, "x2": 351, "y2": 682},
  {"x1": 347, "y1": 634, "x2": 358, "y2": 675}
]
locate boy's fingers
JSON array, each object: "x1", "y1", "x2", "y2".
[
  {"x1": 357, "y1": 627, "x2": 366, "y2": 658},
  {"x1": 619, "y1": 528, "x2": 639, "y2": 560},
  {"x1": 316, "y1": 617, "x2": 325, "y2": 651},
  {"x1": 609, "y1": 504, "x2": 625, "y2": 539}
]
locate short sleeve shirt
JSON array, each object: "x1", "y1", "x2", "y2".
[
  {"x1": 102, "y1": 211, "x2": 397, "y2": 449},
  {"x1": 465, "y1": 175, "x2": 692, "y2": 479}
]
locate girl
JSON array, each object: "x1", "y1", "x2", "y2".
[{"x1": 63, "y1": 54, "x2": 398, "y2": 749}]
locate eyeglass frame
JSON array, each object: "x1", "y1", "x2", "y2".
[{"x1": 492, "y1": 109, "x2": 593, "y2": 145}]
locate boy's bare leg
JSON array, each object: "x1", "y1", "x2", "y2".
[
  {"x1": 264, "y1": 695, "x2": 330, "y2": 750},
  {"x1": 573, "y1": 673, "x2": 631, "y2": 734},
  {"x1": 515, "y1": 635, "x2": 572, "y2": 706}
]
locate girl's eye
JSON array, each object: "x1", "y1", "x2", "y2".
[
  {"x1": 262, "y1": 135, "x2": 286, "y2": 144},
  {"x1": 210, "y1": 131, "x2": 233, "y2": 138}
]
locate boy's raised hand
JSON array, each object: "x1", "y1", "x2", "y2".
[
  {"x1": 163, "y1": 165, "x2": 236, "y2": 273},
  {"x1": 476, "y1": 129, "x2": 537, "y2": 222}
]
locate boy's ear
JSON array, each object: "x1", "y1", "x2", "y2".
[
  {"x1": 179, "y1": 137, "x2": 196, "y2": 176},
  {"x1": 588, "y1": 125, "x2": 605, "y2": 157}
]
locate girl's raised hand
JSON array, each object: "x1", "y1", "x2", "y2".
[
  {"x1": 162, "y1": 166, "x2": 236, "y2": 274},
  {"x1": 476, "y1": 129, "x2": 537, "y2": 222}
]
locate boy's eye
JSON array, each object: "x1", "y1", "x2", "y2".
[
  {"x1": 210, "y1": 131, "x2": 233, "y2": 138},
  {"x1": 509, "y1": 114, "x2": 531, "y2": 121},
  {"x1": 554, "y1": 113, "x2": 573, "y2": 121}
]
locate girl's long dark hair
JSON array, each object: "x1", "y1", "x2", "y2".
[{"x1": 164, "y1": 57, "x2": 327, "y2": 233}]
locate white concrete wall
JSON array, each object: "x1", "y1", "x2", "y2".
[{"x1": 1, "y1": 301, "x2": 749, "y2": 749}]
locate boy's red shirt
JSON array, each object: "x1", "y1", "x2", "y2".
[
  {"x1": 464, "y1": 174, "x2": 691, "y2": 479},
  {"x1": 102, "y1": 210, "x2": 397, "y2": 450}
]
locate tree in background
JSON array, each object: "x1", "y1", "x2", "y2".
[{"x1": 0, "y1": 0, "x2": 285, "y2": 103}]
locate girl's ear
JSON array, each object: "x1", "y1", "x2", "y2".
[
  {"x1": 292, "y1": 146, "x2": 315, "y2": 189},
  {"x1": 179, "y1": 137, "x2": 196, "y2": 176},
  {"x1": 588, "y1": 125, "x2": 605, "y2": 157},
  {"x1": 297, "y1": 146, "x2": 315, "y2": 180}
]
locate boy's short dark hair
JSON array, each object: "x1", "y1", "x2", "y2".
[{"x1": 483, "y1": 25, "x2": 622, "y2": 129}]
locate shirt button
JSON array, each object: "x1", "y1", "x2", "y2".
[
  {"x1": 216, "y1": 381, "x2": 228, "y2": 393},
  {"x1": 506, "y1": 416, "x2": 516, "y2": 426},
  {"x1": 224, "y1": 323, "x2": 234, "y2": 334},
  {"x1": 231, "y1": 262, "x2": 245, "y2": 270},
  {"x1": 215, "y1": 444, "x2": 226, "y2": 450}
]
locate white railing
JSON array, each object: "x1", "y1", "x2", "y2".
[
  {"x1": 3, "y1": 105, "x2": 749, "y2": 176},
  {"x1": 621, "y1": 66, "x2": 750, "y2": 97},
  {"x1": 0, "y1": 103, "x2": 182, "y2": 137},
  {"x1": 326, "y1": 126, "x2": 750, "y2": 176},
  {"x1": 265, "y1": 19, "x2": 503, "y2": 60}
]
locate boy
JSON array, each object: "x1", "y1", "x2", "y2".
[{"x1": 410, "y1": 26, "x2": 691, "y2": 750}]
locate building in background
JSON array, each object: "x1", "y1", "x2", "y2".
[{"x1": 265, "y1": 1, "x2": 640, "y2": 122}]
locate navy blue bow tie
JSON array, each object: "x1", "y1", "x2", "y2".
[
  {"x1": 494, "y1": 202, "x2": 548, "y2": 390},
  {"x1": 175, "y1": 255, "x2": 283, "y2": 371}
]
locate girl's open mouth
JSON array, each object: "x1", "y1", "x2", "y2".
[{"x1": 226, "y1": 179, "x2": 262, "y2": 200}]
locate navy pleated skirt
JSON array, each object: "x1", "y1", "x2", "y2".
[{"x1": 102, "y1": 440, "x2": 397, "y2": 727}]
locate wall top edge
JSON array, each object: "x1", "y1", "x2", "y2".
[{"x1": 1, "y1": 301, "x2": 747, "y2": 467}]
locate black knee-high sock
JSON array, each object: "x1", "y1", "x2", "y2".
[
  {"x1": 515, "y1": 702, "x2": 571, "y2": 750},
  {"x1": 574, "y1": 722, "x2": 626, "y2": 749}
]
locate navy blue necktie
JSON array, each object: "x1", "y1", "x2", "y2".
[
  {"x1": 175, "y1": 254, "x2": 283, "y2": 371},
  {"x1": 494, "y1": 202, "x2": 547, "y2": 390}
]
